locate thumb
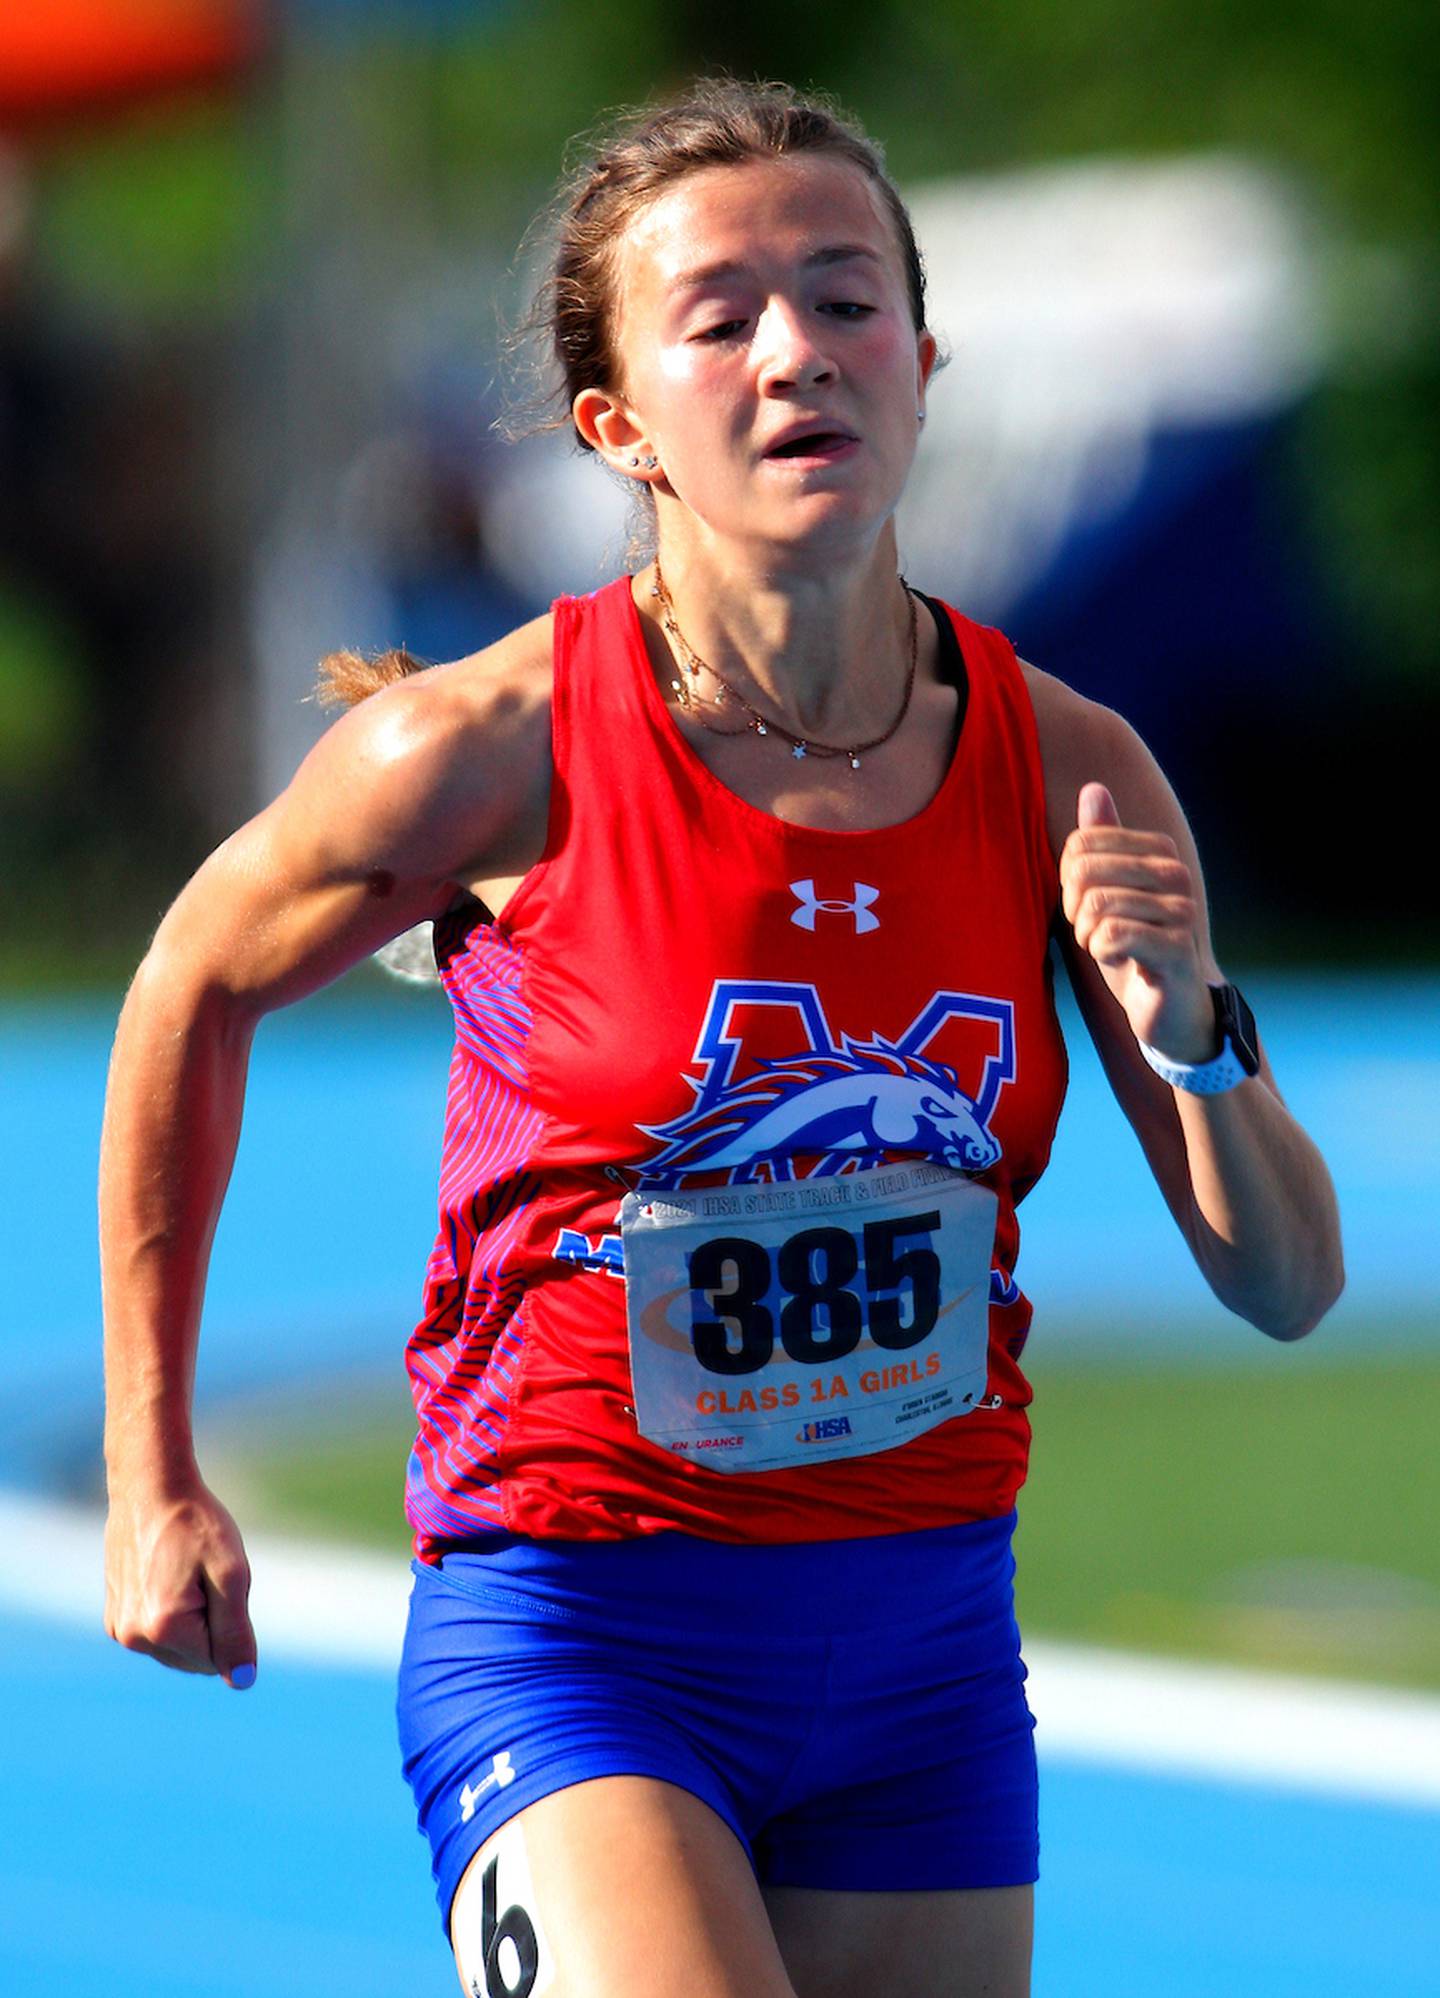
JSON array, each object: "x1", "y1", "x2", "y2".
[
  {"x1": 204, "y1": 1566, "x2": 258, "y2": 1691},
  {"x1": 1078, "y1": 781, "x2": 1122, "y2": 831}
]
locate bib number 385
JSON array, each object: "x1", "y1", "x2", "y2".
[
  {"x1": 689, "y1": 1211, "x2": 940, "y2": 1375},
  {"x1": 620, "y1": 1159, "x2": 997, "y2": 1473}
]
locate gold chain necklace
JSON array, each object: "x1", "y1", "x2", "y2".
[{"x1": 650, "y1": 560, "x2": 918, "y2": 772}]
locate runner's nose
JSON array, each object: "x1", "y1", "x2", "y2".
[{"x1": 755, "y1": 300, "x2": 837, "y2": 394}]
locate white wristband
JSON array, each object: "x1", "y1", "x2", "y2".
[{"x1": 1138, "y1": 1034, "x2": 1250, "y2": 1095}]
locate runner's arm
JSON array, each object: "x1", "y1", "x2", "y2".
[
  {"x1": 1025, "y1": 668, "x2": 1343, "y2": 1340},
  {"x1": 101, "y1": 632, "x2": 551, "y2": 1683}
]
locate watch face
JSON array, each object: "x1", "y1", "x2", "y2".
[{"x1": 1215, "y1": 983, "x2": 1261, "y2": 1076}]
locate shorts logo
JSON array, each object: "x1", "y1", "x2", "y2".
[
  {"x1": 636, "y1": 979, "x2": 1014, "y2": 1189},
  {"x1": 796, "y1": 1416, "x2": 853, "y2": 1443},
  {"x1": 460, "y1": 1751, "x2": 517, "y2": 1823},
  {"x1": 789, "y1": 879, "x2": 880, "y2": 934}
]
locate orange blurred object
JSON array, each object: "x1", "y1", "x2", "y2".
[{"x1": 0, "y1": 0, "x2": 264, "y2": 126}]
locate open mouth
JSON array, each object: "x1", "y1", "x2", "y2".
[{"x1": 765, "y1": 431, "x2": 858, "y2": 461}]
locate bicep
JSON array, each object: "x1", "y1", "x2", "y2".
[
  {"x1": 142, "y1": 681, "x2": 510, "y2": 1015},
  {"x1": 149, "y1": 808, "x2": 454, "y2": 1017}
]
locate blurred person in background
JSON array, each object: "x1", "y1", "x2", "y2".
[{"x1": 99, "y1": 77, "x2": 1342, "y2": 1998}]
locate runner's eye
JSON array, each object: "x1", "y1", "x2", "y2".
[
  {"x1": 823, "y1": 303, "x2": 875, "y2": 317},
  {"x1": 695, "y1": 320, "x2": 747, "y2": 342}
]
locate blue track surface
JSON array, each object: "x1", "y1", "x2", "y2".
[
  {"x1": 2, "y1": 973, "x2": 1437, "y2": 1993},
  {"x1": 3, "y1": 1607, "x2": 1438, "y2": 1997}
]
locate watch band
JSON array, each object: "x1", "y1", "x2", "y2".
[
  {"x1": 1138, "y1": 982, "x2": 1260, "y2": 1096},
  {"x1": 1138, "y1": 1033, "x2": 1252, "y2": 1095}
]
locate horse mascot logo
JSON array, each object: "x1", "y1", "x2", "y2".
[{"x1": 637, "y1": 980, "x2": 1015, "y2": 1188}]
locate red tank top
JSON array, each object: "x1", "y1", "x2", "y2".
[{"x1": 405, "y1": 575, "x2": 1067, "y2": 1556}]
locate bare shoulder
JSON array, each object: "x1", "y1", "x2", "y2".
[
  {"x1": 295, "y1": 610, "x2": 555, "y2": 880},
  {"x1": 136, "y1": 611, "x2": 556, "y2": 1013},
  {"x1": 1019, "y1": 658, "x2": 1189, "y2": 865},
  {"x1": 323, "y1": 611, "x2": 553, "y2": 782}
]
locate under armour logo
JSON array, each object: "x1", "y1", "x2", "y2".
[
  {"x1": 460, "y1": 1751, "x2": 517, "y2": 1822},
  {"x1": 789, "y1": 879, "x2": 880, "y2": 934}
]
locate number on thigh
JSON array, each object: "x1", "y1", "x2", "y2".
[
  {"x1": 452, "y1": 1815, "x2": 552, "y2": 1998},
  {"x1": 449, "y1": 1777, "x2": 799, "y2": 1998}
]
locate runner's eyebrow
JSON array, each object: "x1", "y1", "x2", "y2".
[{"x1": 669, "y1": 244, "x2": 885, "y2": 293}]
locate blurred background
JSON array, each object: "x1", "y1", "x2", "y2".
[
  {"x1": 2, "y1": 0, "x2": 1437, "y2": 965},
  {"x1": 2, "y1": 4, "x2": 1437, "y2": 1995}
]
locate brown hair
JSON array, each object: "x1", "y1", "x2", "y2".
[
  {"x1": 317, "y1": 77, "x2": 930, "y2": 708},
  {"x1": 510, "y1": 74, "x2": 930, "y2": 452},
  {"x1": 312, "y1": 644, "x2": 426, "y2": 710}
]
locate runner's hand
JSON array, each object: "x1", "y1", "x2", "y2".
[
  {"x1": 1061, "y1": 781, "x2": 1216, "y2": 1063},
  {"x1": 104, "y1": 1481, "x2": 257, "y2": 1688}
]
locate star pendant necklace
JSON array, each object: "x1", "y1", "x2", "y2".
[{"x1": 650, "y1": 560, "x2": 918, "y2": 772}]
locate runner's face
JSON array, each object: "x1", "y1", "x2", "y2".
[{"x1": 606, "y1": 156, "x2": 935, "y2": 552}]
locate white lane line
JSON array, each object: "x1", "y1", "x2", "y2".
[
  {"x1": 7, "y1": 1488, "x2": 1440, "y2": 1810},
  {"x1": 1024, "y1": 1640, "x2": 1440, "y2": 1808}
]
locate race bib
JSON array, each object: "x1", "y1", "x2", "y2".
[{"x1": 620, "y1": 1158, "x2": 997, "y2": 1473}]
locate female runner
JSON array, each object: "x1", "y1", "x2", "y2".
[{"x1": 101, "y1": 78, "x2": 1343, "y2": 1998}]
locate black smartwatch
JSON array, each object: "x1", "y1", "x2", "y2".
[{"x1": 1211, "y1": 981, "x2": 1260, "y2": 1077}]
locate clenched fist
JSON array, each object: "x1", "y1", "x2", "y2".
[
  {"x1": 104, "y1": 1479, "x2": 257, "y2": 1689},
  {"x1": 1060, "y1": 781, "x2": 1216, "y2": 1065}
]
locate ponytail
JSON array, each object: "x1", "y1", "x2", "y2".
[{"x1": 312, "y1": 646, "x2": 426, "y2": 709}]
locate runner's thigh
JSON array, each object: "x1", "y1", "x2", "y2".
[
  {"x1": 765, "y1": 1883, "x2": 1033, "y2": 1998},
  {"x1": 451, "y1": 1774, "x2": 797, "y2": 1998}
]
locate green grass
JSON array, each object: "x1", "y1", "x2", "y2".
[
  {"x1": 207, "y1": 1377, "x2": 419, "y2": 1558},
  {"x1": 1017, "y1": 1346, "x2": 1440, "y2": 1692},
  {"x1": 210, "y1": 1340, "x2": 1440, "y2": 1694}
]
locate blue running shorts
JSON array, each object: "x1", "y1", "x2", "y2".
[{"x1": 397, "y1": 1513, "x2": 1038, "y2": 1934}]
